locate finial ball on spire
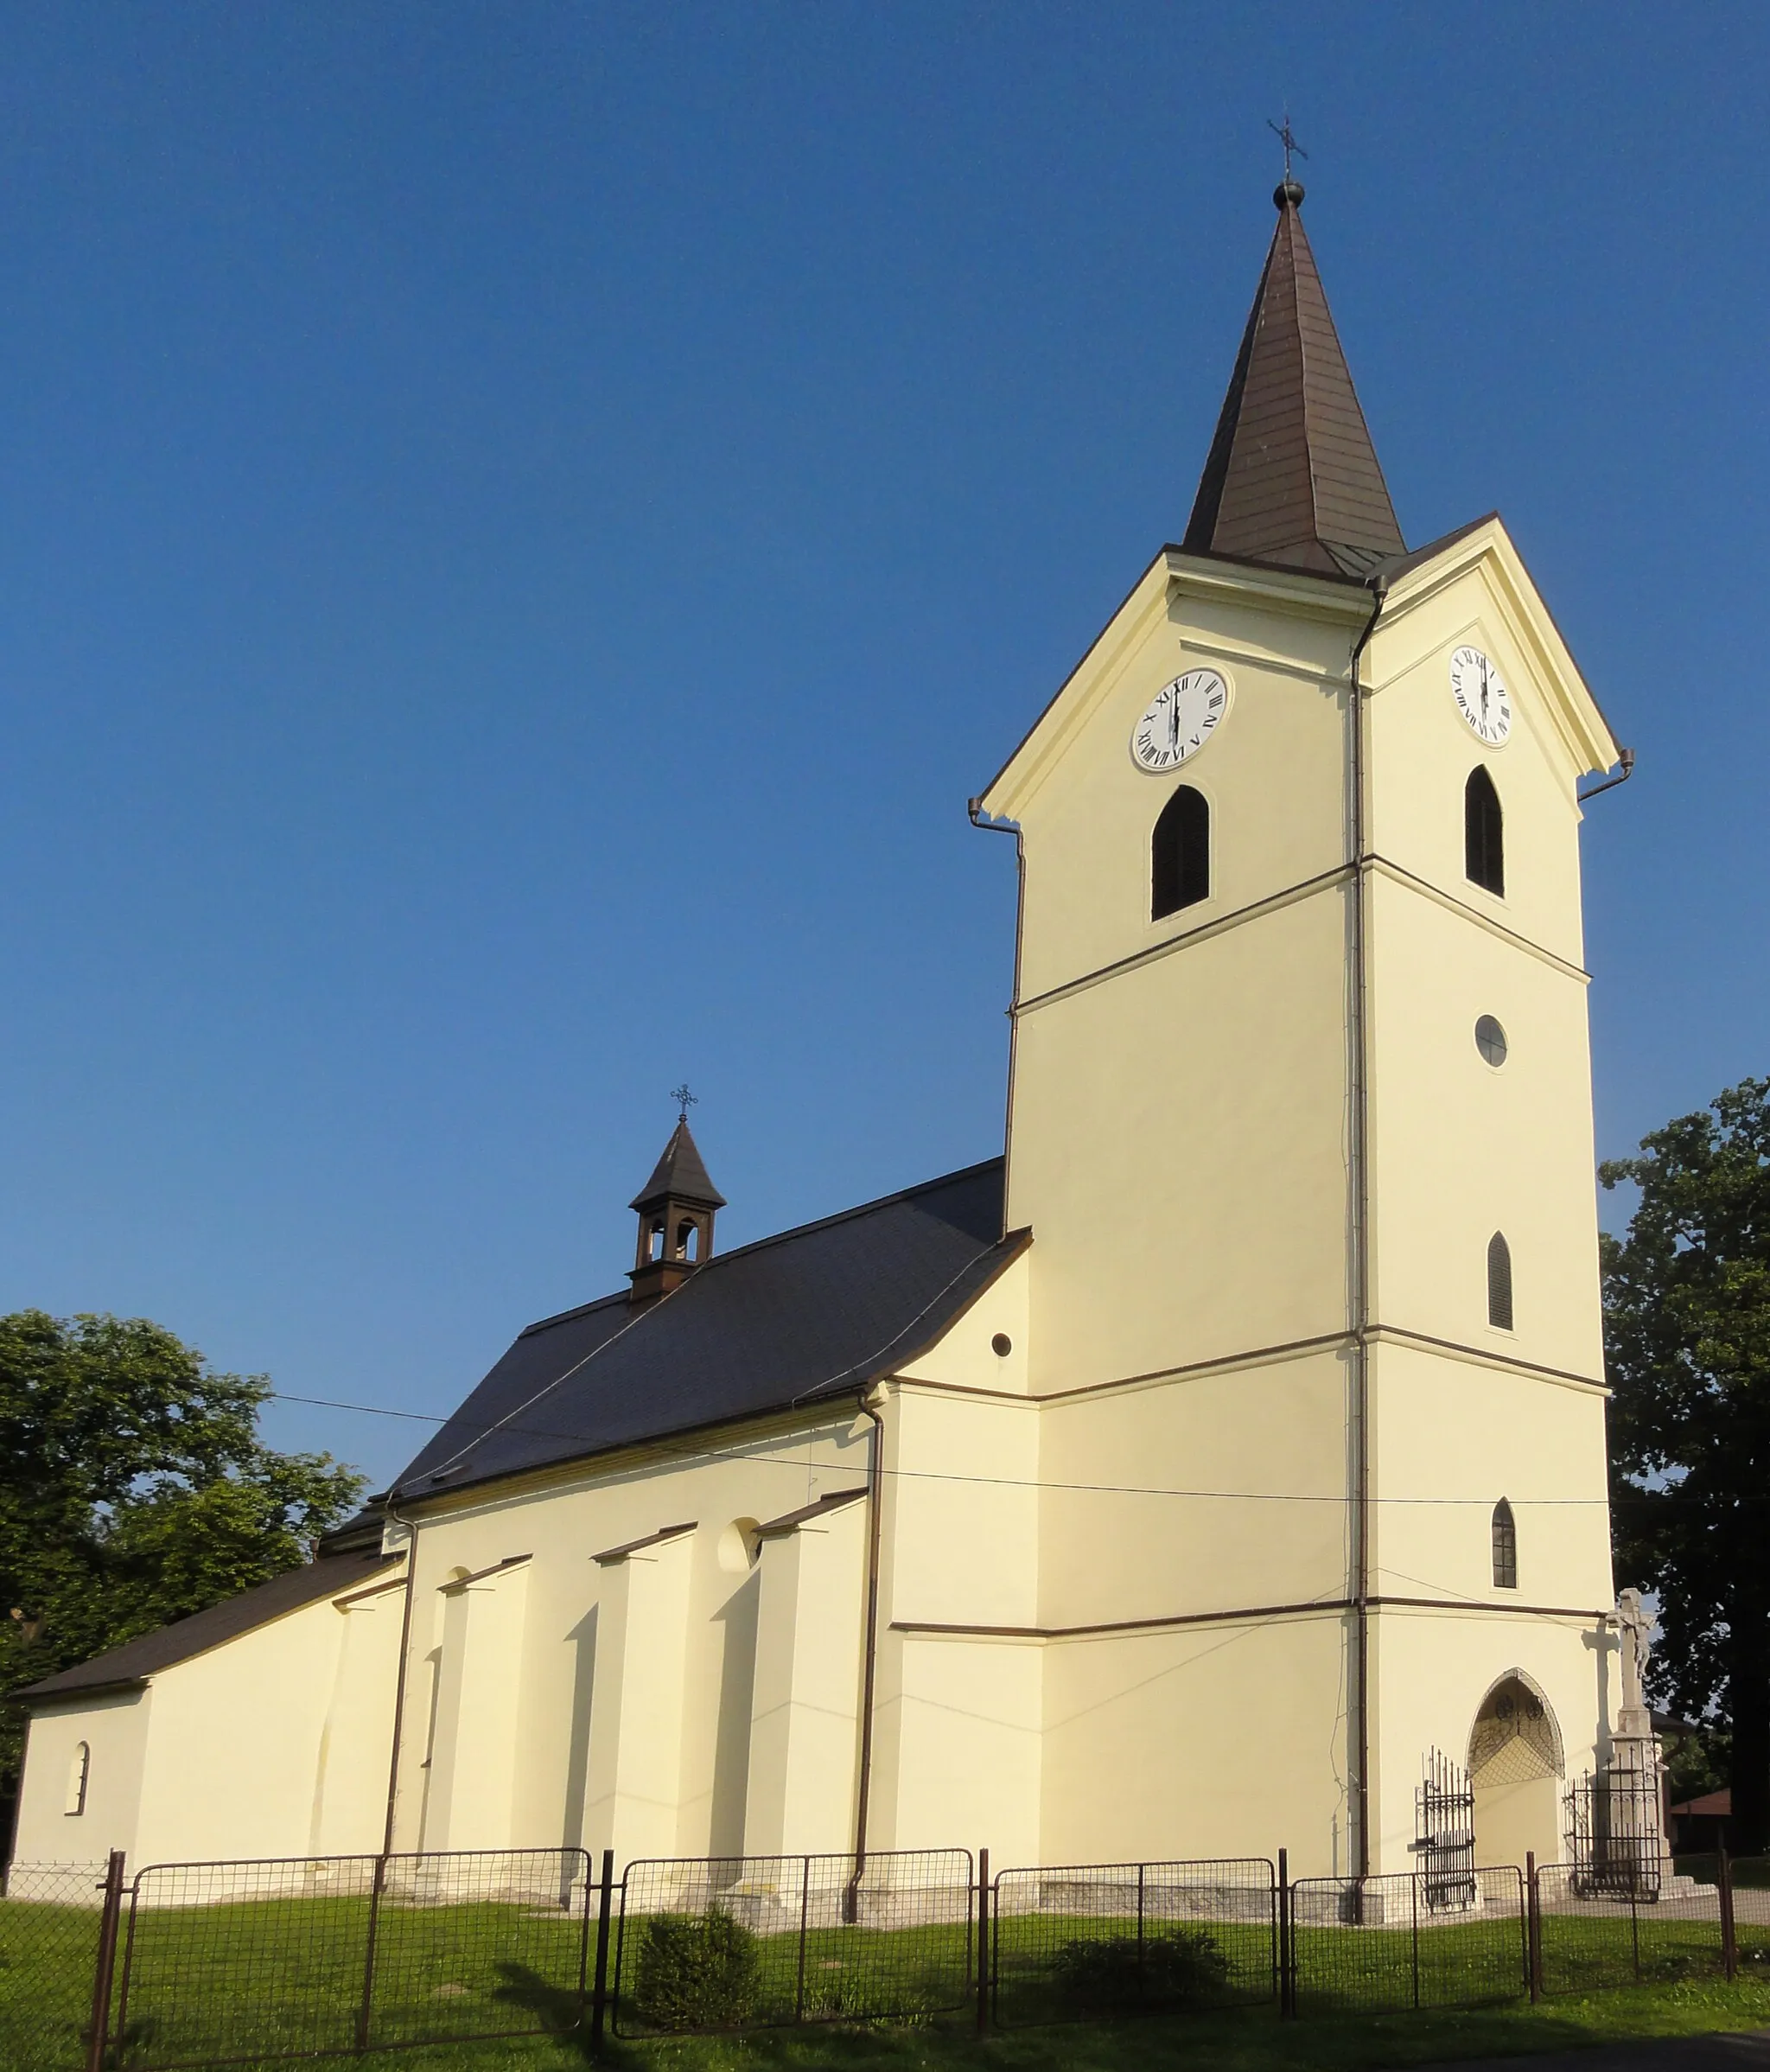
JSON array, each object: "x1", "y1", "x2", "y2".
[{"x1": 1274, "y1": 177, "x2": 1306, "y2": 210}]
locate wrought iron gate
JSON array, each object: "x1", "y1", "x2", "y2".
[{"x1": 1413, "y1": 1750, "x2": 1476, "y2": 1912}]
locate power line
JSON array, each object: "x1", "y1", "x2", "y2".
[{"x1": 264, "y1": 1387, "x2": 1669, "y2": 1511}]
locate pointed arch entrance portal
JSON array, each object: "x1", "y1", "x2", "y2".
[{"x1": 1468, "y1": 1674, "x2": 1563, "y2": 1869}]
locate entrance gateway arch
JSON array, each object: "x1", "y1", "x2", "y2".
[{"x1": 1468, "y1": 1671, "x2": 1565, "y2": 1870}]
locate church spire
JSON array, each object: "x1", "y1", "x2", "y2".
[{"x1": 1183, "y1": 180, "x2": 1405, "y2": 578}]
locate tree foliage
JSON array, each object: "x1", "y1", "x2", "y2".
[
  {"x1": 1601, "y1": 1077, "x2": 1770, "y2": 1848},
  {"x1": 0, "y1": 1310, "x2": 365, "y2": 1785}
]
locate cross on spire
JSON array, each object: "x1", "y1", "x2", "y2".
[
  {"x1": 670, "y1": 1082, "x2": 697, "y2": 1123},
  {"x1": 1267, "y1": 111, "x2": 1308, "y2": 185}
]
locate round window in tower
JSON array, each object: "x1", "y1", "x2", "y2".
[
  {"x1": 1474, "y1": 1015, "x2": 1508, "y2": 1068},
  {"x1": 991, "y1": 1334, "x2": 1013, "y2": 1358}
]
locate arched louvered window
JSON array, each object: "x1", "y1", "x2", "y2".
[
  {"x1": 1487, "y1": 1232, "x2": 1513, "y2": 1330},
  {"x1": 1492, "y1": 1500, "x2": 1518, "y2": 1591},
  {"x1": 1466, "y1": 767, "x2": 1505, "y2": 896},
  {"x1": 1152, "y1": 787, "x2": 1209, "y2": 921},
  {"x1": 65, "y1": 1741, "x2": 90, "y2": 1816}
]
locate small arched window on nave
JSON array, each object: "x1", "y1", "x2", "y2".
[
  {"x1": 1487, "y1": 1232, "x2": 1513, "y2": 1331},
  {"x1": 65, "y1": 1741, "x2": 90, "y2": 1816},
  {"x1": 1151, "y1": 787, "x2": 1210, "y2": 921},
  {"x1": 1492, "y1": 1499, "x2": 1519, "y2": 1591},
  {"x1": 1466, "y1": 767, "x2": 1505, "y2": 896}
]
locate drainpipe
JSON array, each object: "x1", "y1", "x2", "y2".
[
  {"x1": 1347, "y1": 577, "x2": 1386, "y2": 1883},
  {"x1": 378, "y1": 1489, "x2": 420, "y2": 1858},
  {"x1": 847, "y1": 1390, "x2": 888, "y2": 1909},
  {"x1": 968, "y1": 798, "x2": 1025, "y2": 1229}
]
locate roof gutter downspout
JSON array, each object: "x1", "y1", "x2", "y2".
[
  {"x1": 378, "y1": 1489, "x2": 420, "y2": 1860},
  {"x1": 845, "y1": 1390, "x2": 888, "y2": 1920},
  {"x1": 1347, "y1": 574, "x2": 1386, "y2": 1886},
  {"x1": 968, "y1": 799, "x2": 1025, "y2": 1238}
]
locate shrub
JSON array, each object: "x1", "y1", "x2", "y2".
[
  {"x1": 631, "y1": 1907, "x2": 761, "y2": 2031},
  {"x1": 1051, "y1": 1926, "x2": 1231, "y2": 2008}
]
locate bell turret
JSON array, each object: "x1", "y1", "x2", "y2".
[{"x1": 628, "y1": 1100, "x2": 725, "y2": 1304}]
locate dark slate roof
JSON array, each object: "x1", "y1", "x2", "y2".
[
  {"x1": 632, "y1": 1119, "x2": 726, "y2": 1210},
  {"x1": 1184, "y1": 182, "x2": 1404, "y2": 579},
  {"x1": 394, "y1": 1158, "x2": 1017, "y2": 1501},
  {"x1": 12, "y1": 1548, "x2": 400, "y2": 1705}
]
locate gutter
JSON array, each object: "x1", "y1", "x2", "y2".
[
  {"x1": 1347, "y1": 575, "x2": 1386, "y2": 1884},
  {"x1": 846, "y1": 1389, "x2": 888, "y2": 1918}
]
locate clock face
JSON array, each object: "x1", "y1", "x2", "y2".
[
  {"x1": 1449, "y1": 645, "x2": 1512, "y2": 746},
  {"x1": 1130, "y1": 669, "x2": 1229, "y2": 772}
]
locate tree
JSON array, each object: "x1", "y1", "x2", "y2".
[
  {"x1": 1601, "y1": 1077, "x2": 1770, "y2": 1851},
  {"x1": 0, "y1": 1310, "x2": 365, "y2": 1796}
]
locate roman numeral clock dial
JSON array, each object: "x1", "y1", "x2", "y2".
[
  {"x1": 1449, "y1": 645, "x2": 1513, "y2": 746},
  {"x1": 1130, "y1": 668, "x2": 1230, "y2": 772}
]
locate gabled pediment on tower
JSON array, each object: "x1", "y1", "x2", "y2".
[
  {"x1": 1370, "y1": 514, "x2": 1620, "y2": 785},
  {"x1": 976, "y1": 545, "x2": 1371, "y2": 824}
]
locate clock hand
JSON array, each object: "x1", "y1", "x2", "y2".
[
  {"x1": 1480, "y1": 659, "x2": 1490, "y2": 717},
  {"x1": 1168, "y1": 693, "x2": 1179, "y2": 756}
]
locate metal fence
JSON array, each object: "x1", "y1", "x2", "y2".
[
  {"x1": 1289, "y1": 1866, "x2": 1528, "y2": 2013},
  {"x1": 0, "y1": 1859, "x2": 118, "y2": 2072},
  {"x1": 110, "y1": 1847, "x2": 590, "y2": 2069},
  {"x1": 8, "y1": 1839, "x2": 1770, "y2": 2064},
  {"x1": 1535, "y1": 1852, "x2": 1736, "y2": 1995},
  {"x1": 610, "y1": 1848, "x2": 973, "y2": 2037},
  {"x1": 988, "y1": 1857, "x2": 1275, "y2": 2027}
]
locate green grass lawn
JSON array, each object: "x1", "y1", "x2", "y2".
[{"x1": 4, "y1": 1890, "x2": 1768, "y2": 2072}]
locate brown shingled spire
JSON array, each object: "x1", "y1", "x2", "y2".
[{"x1": 1184, "y1": 181, "x2": 1404, "y2": 578}]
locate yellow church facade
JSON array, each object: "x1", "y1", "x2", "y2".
[{"x1": 12, "y1": 180, "x2": 1630, "y2": 1886}]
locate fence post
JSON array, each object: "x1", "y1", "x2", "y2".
[
  {"x1": 589, "y1": 1849, "x2": 614, "y2": 2053},
  {"x1": 1410, "y1": 1870, "x2": 1421, "y2": 2011},
  {"x1": 1719, "y1": 1842, "x2": 1737, "y2": 1983},
  {"x1": 84, "y1": 1850, "x2": 125, "y2": 2072},
  {"x1": 794, "y1": 1855, "x2": 812, "y2": 2023},
  {"x1": 1525, "y1": 1852, "x2": 1541, "y2": 2002},
  {"x1": 353, "y1": 1853, "x2": 389, "y2": 2053},
  {"x1": 1277, "y1": 1847, "x2": 1294, "y2": 2018},
  {"x1": 975, "y1": 1847, "x2": 990, "y2": 2037}
]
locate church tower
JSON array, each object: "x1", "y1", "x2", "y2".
[{"x1": 975, "y1": 179, "x2": 1624, "y2": 1876}]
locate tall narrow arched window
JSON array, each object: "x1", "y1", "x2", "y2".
[
  {"x1": 1491, "y1": 1500, "x2": 1518, "y2": 1591},
  {"x1": 1487, "y1": 1231, "x2": 1513, "y2": 1330},
  {"x1": 1152, "y1": 787, "x2": 1209, "y2": 921},
  {"x1": 65, "y1": 1741, "x2": 90, "y2": 1816},
  {"x1": 1465, "y1": 767, "x2": 1505, "y2": 896}
]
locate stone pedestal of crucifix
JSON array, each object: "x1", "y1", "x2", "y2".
[{"x1": 1606, "y1": 1588, "x2": 1667, "y2": 1882}]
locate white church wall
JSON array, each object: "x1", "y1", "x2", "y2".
[
  {"x1": 1009, "y1": 891, "x2": 1355, "y2": 1393},
  {"x1": 895, "y1": 1248, "x2": 1029, "y2": 1392},
  {"x1": 887, "y1": 1385, "x2": 1038, "y2": 1629},
  {"x1": 420, "y1": 1557, "x2": 531, "y2": 1853},
  {"x1": 1368, "y1": 1606, "x2": 1607, "y2": 1877},
  {"x1": 11, "y1": 1687, "x2": 150, "y2": 1870},
  {"x1": 743, "y1": 1499, "x2": 867, "y2": 1857},
  {"x1": 131, "y1": 1589, "x2": 366, "y2": 1866},
  {"x1": 1035, "y1": 1349, "x2": 1351, "y2": 1629},
  {"x1": 309, "y1": 1578, "x2": 407, "y2": 1855},
  {"x1": 582, "y1": 1532, "x2": 693, "y2": 1869},
  {"x1": 1368, "y1": 1340, "x2": 1614, "y2": 1618},
  {"x1": 388, "y1": 1411, "x2": 875, "y2": 1866},
  {"x1": 1367, "y1": 877, "x2": 1605, "y2": 1382},
  {"x1": 1365, "y1": 536, "x2": 1607, "y2": 977},
  {"x1": 994, "y1": 561, "x2": 1362, "y2": 1008},
  {"x1": 882, "y1": 1634, "x2": 1041, "y2": 1866},
  {"x1": 1039, "y1": 1611, "x2": 1353, "y2": 1874}
]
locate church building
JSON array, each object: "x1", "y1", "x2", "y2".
[{"x1": 11, "y1": 178, "x2": 1630, "y2": 1885}]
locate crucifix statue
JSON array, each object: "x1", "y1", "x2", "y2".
[{"x1": 1616, "y1": 1586, "x2": 1654, "y2": 1722}]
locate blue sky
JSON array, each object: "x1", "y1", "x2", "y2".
[{"x1": 2, "y1": 3, "x2": 1764, "y2": 1492}]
